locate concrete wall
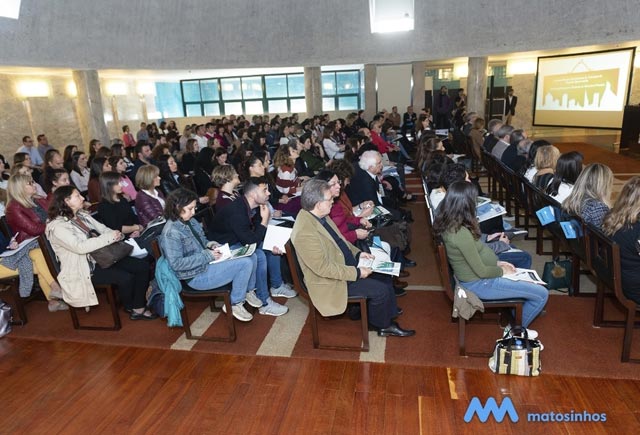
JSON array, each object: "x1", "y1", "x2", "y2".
[{"x1": 1, "y1": 0, "x2": 639, "y2": 70}]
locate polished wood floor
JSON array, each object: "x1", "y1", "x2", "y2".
[{"x1": 1, "y1": 337, "x2": 639, "y2": 434}]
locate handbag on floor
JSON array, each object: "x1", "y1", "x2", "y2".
[
  {"x1": 0, "y1": 299, "x2": 12, "y2": 338},
  {"x1": 541, "y1": 257, "x2": 572, "y2": 291},
  {"x1": 489, "y1": 327, "x2": 541, "y2": 377}
]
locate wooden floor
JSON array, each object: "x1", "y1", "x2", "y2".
[{"x1": 1, "y1": 337, "x2": 639, "y2": 434}]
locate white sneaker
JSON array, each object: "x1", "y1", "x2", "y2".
[
  {"x1": 222, "y1": 303, "x2": 253, "y2": 322},
  {"x1": 258, "y1": 298, "x2": 289, "y2": 316},
  {"x1": 270, "y1": 283, "x2": 298, "y2": 299},
  {"x1": 245, "y1": 290, "x2": 263, "y2": 308},
  {"x1": 504, "y1": 325, "x2": 538, "y2": 340}
]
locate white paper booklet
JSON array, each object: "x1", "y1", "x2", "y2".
[
  {"x1": 211, "y1": 243, "x2": 257, "y2": 264},
  {"x1": 477, "y1": 202, "x2": 507, "y2": 223},
  {"x1": 357, "y1": 256, "x2": 401, "y2": 276},
  {"x1": 0, "y1": 236, "x2": 37, "y2": 257},
  {"x1": 503, "y1": 268, "x2": 546, "y2": 285},
  {"x1": 263, "y1": 225, "x2": 293, "y2": 253}
]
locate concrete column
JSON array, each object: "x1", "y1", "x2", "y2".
[
  {"x1": 364, "y1": 64, "x2": 377, "y2": 120},
  {"x1": 304, "y1": 66, "x2": 322, "y2": 117},
  {"x1": 72, "y1": 70, "x2": 110, "y2": 150},
  {"x1": 411, "y1": 61, "x2": 426, "y2": 110},
  {"x1": 467, "y1": 57, "x2": 489, "y2": 119}
]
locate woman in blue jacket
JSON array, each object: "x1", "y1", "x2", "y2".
[{"x1": 159, "y1": 188, "x2": 258, "y2": 322}]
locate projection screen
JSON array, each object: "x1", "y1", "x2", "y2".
[{"x1": 533, "y1": 48, "x2": 635, "y2": 129}]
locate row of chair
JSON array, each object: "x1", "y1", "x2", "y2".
[
  {"x1": 421, "y1": 171, "x2": 525, "y2": 357},
  {"x1": 477, "y1": 150, "x2": 639, "y2": 362}
]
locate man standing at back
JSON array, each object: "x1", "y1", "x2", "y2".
[
  {"x1": 137, "y1": 122, "x2": 149, "y2": 143},
  {"x1": 504, "y1": 88, "x2": 518, "y2": 126},
  {"x1": 435, "y1": 86, "x2": 452, "y2": 130},
  {"x1": 388, "y1": 106, "x2": 401, "y2": 130}
]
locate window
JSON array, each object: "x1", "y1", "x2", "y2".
[
  {"x1": 181, "y1": 72, "x2": 307, "y2": 116},
  {"x1": 321, "y1": 70, "x2": 363, "y2": 111}
]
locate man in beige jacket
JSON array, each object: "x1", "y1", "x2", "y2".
[{"x1": 290, "y1": 178, "x2": 415, "y2": 337}]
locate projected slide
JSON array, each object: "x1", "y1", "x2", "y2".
[{"x1": 533, "y1": 48, "x2": 634, "y2": 129}]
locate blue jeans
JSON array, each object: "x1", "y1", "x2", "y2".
[
  {"x1": 498, "y1": 249, "x2": 532, "y2": 269},
  {"x1": 459, "y1": 277, "x2": 549, "y2": 328},
  {"x1": 187, "y1": 254, "x2": 257, "y2": 305},
  {"x1": 232, "y1": 244, "x2": 283, "y2": 304}
]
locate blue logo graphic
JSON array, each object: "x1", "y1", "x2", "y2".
[{"x1": 464, "y1": 397, "x2": 519, "y2": 423}]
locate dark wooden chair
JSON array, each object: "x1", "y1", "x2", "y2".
[
  {"x1": 38, "y1": 236, "x2": 121, "y2": 331},
  {"x1": 149, "y1": 240, "x2": 235, "y2": 342},
  {"x1": 285, "y1": 241, "x2": 369, "y2": 352},
  {"x1": 435, "y1": 238, "x2": 524, "y2": 357},
  {"x1": 562, "y1": 215, "x2": 592, "y2": 297},
  {"x1": 586, "y1": 224, "x2": 640, "y2": 362},
  {"x1": 0, "y1": 217, "x2": 26, "y2": 325}
]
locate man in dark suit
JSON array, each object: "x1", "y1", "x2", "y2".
[{"x1": 505, "y1": 88, "x2": 517, "y2": 125}]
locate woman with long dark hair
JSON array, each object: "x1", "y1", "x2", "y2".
[
  {"x1": 545, "y1": 151, "x2": 584, "y2": 203},
  {"x1": 46, "y1": 185, "x2": 154, "y2": 318},
  {"x1": 433, "y1": 181, "x2": 548, "y2": 333}
]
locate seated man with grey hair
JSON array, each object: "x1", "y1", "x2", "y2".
[
  {"x1": 291, "y1": 178, "x2": 415, "y2": 337},
  {"x1": 347, "y1": 150, "x2": 410, "y2": 220}
]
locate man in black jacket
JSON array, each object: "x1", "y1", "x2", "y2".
[{"x1": 210, "y1": 177, "x2": 295, "y2": 316}]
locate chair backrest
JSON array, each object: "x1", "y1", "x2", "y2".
[
  {"x1": 0, "y1": 216, "x2": 13, "y2": 238},
  {"x1": 149, "y1": 239, "x2": 162, "y2": 260},
  {"x1": 284, "y1": 241, "x2": 309, "y2": 296},
  {"x1": 586, "y1": 224, "x2": 623, "y2": 302},
  {"x1": 434, "y1": 237, "x2": 456, "y2": 302},
  {"x1": 38, "y1": 235, "x2": 61, "y2": 276},
  {"x1": 564, "y1": 214, "x2": 589, "y2": 264}
]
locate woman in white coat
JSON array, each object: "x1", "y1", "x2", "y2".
[{"x1": 46, "y1": 185, "x2": 156, "y2": 319}]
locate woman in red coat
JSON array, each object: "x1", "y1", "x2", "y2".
[{"x1": 6, "y1": 173, "x2": 50, "y2": 242}]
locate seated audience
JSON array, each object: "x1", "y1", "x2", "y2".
[
  {"x1": 87, "y1": 157, "x2": 109, "y2": 203},
  {"x1": 490, "y1": 125, "x2": 514, "y2": 160},
  {"x1": 0, "y1": 219, "x2": 66, "y2": 311},
  {"x1": 108, "y1": 156, "x2": 137, "y2": 201},
  {"x1": 70, "y1": 151, "x2": 90, "y2": 195},
  {"x1": 521, "y1": 139, "x2": 551, "y2": 180},
  {"x1": 134, "y1": 165, "x2": 165, "y2": 227},
  {"x1": 468, "y1": 117, "x2": 486, "y2": 162},
  {"x1": 273, "y1": 143, "x2": 306, "y2": 196},
  {"x1": 298, "y1": 133, "x2": 325, "y2": 175},
  {"x1": 433, "y1": 181, "x2": 548, "y2": 332},
  {"x1": 130, "y1": 142, "x2": 152, "y2": 184},
  {"x1": 179, "y1": 138, "x2": 199, "y2": 174},
  {"x1": 96, "y1": 172, "x2": 143, "y2": 237},
  {"x1": 545, "y1": 151, "x2": 583, "y2": 203},
  {"x1": 563, "y1": 163, "x2": 613, "y2": 227},
  {"x1": 532, "y1": 145, "x2": 560, "y2": 189},
  {"x1": 244, "y1": 153, "x2": 301, "y2": 216},
  {"x1": 6, "y1": 174, "x2": 49, "y2": 242},
  {"x1": 291, "y1": 178, "x2": 414, "y2": 337},
  {"x1": 211, "y1": 164, "x2": 240, "y2": 211},
  {"x1": 159, "y1": 188, "x2": 258, "y2": 322},
  {"x1": 209, "y1": 177, "x2": 295, "y2": 315},
  {"x1": 47, "y1": 186, "x2": 154, "y2": 318},
  {"x1": 602, "y1": 176, "x2": 640, "y2": 305},
  {"x1": 322, "y1": 121, "x2": 345, "y2": 159}
]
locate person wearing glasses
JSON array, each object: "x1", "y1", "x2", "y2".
[
  {"x1": 291, "y1": 178, "x2": 415, "y2": 338},
  {"x1": 5, "y1": 173, "x2": 50, "y2": 242}
]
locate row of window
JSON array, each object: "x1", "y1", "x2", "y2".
[{"x1": 179, "y1": 70, "x2": 363, "y2": 117}]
